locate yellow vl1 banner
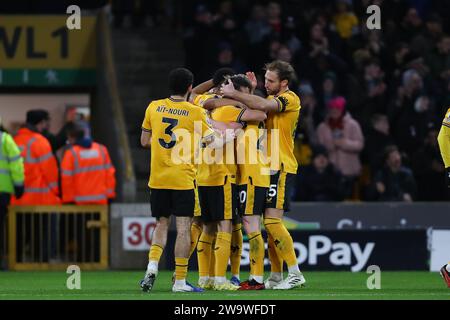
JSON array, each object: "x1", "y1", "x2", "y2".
[{"x1": 0, "y1": 15, "x2": 96, "y2": 69}]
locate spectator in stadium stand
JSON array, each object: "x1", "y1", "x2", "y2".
[
  {"x1": 411, "y1": 127, "x2": 448, "y2": 201},
  {"x1": 61, "y1": 122, "x2": 116, "y2": 205},
  {"x1": 277, "y1": 45, "x2": 293, "y2": 64},
  {"x1": 399, "y1": 7, "x2": 424, "y2": 43},
  {"x1": 388, "y1": 69, "x2": 435, "y2": 154},
  {"x1": 363, "y1": 114, "x2": 395, "y2": 173},
  {"x1": 364, "y1": 30, "x2": 387, "y2": 64},
  {"x1": 317, "y1": 71, "x2": 338, "y2": 123},
  {"x1": 267, "y1": 38, "x2": 282, "y2": 61},
  {"x1": 0, "y1": 116, "x2": 24, "y2": 269},
  {"x1": 244, "y1": 4, "x2": 272, "y2": 69},
  {"x1": 354, "y1": 59, "x2": 388, "y2": 127},
  {"x1": 367, "y1": 145, "x2": 417, "y2": 202},
  {"x1": 179, "y1": 1, "x2": 450, "y2": 202},
  {"x1": 112, "y1": 0, "x2": 159, "y2": 28},
  {"x1": 387, "y1": 42, "x2": 411, "y2": 82},
  {"x1": 203, "y1": 41, "x2": 247, "y2": 80},
  {"x1": 281, "y1": 16, "x2": 302, "y2": 56},
  {"x1": 316, "y1": 96, "x2": 364, "y2": 199},
  {"x1": 266, "y1": 2, "x2": 282, "y2": 35},
  {"x1": 411, "y1": 13, "x2": 444, "y2": 58},
  {"x1": 297, "y1": 23, "x2": 348, "y2": 96},
  {"x1": 276, "y1": 45, "x2": 299, "y2": 90},
  {"x1": 297, "y1": 82, "x2": 319, "y2": 145},
  {"x1": 213, "y1": 3, "x2": 243, "y2": 52},
  {"x1": 425, "y1": 34, "x2": 450, "y2": 82},
  {"x1": 439, "y1": 79, "x2": 450, "y2": 114},
  {"x1": 391, "y1": 92, "x2": 438, "y2": 158},
  {"x1": 293, "y1": 145, "x2": 343, "y2": 202},
  {"x1": 10, "y1": 110, "x2": 60, "y2": 205},
  {"x1": 244, "y1": 4, "x2": 271, "y2": 46},
  {"x1": 321, "y1": 71, "x2": 336, "y2": 108},
  {"x1": 183, "y1": 4, "x2": 215, "y2": 81},
  {"x1": 331, "y1": 0, "x2": 360, "y2": 40},
  {"x1": 293, "y1": 103, "x2": 314, "y2": 173}
]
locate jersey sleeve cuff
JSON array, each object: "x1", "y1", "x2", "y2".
[{"x1": 236, "y1": 107, "x2": 247, "y2": 123}]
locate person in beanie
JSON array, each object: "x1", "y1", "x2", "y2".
[
  {"x1": 316, "y1": 96, "x2": 364, "y2": 199},
  {"x1": 11, "y1": 109, "x2": 60, "y2": 205},
  {"x1": 61, "y1": 121, "x2": 116, "y2": 204}
]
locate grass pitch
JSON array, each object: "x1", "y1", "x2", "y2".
[{"x1": 0, "y1": 271, "x2": 448, "y2": 300}]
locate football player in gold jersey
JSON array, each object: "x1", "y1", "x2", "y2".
[
  {"x1": 188, "y1": 69, "x2": 245, "y2": 289},
  {"x1": 438, "y1": 106, "x2": 450, "y2": 189},
  {"x1": 232, "y1": 74, "x2": 271, "y2": 290},
  {"x1": 187, "y1": 68, "x2": 245, "y2": 269},
  {"x1": 437, "y1": 106, "x2": 450, "y2": 288},
  {"x1": 139, "y1": 68, "x2": 234, "y2": 293},
  {"x1": 195, "y1": 75, "x2": 266, "y2": 290},
  {"x1": 222, "y1": 60, "x2": 306, "y2": 290}
]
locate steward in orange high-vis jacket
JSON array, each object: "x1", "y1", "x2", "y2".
[
  {"x1": 11, "y1": 110, "x2": 60, "y2": 205},
  {"x1": 61, "y1": 122, "x2": 116, "y2": 204}
]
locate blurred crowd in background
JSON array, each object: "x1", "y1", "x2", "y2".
[
  {"x1": 107, "y1": 0, "x2": 450, "y2": 202},
  {"x1": 3, "y1": 0, "x2": 450, "y2": 202},
  {"x1": 179, "y1": 0, "x2": 450, "y2": 202}
]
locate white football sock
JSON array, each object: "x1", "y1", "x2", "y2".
[
  {"x1": 174, "y1": 279, "x2": 186, "y2": 287},
  {"x1": 214, "y1": 276, "x2": 226, "y2": 285},
  {"x1": 146, "y1": 261, "x2": 158, "y2": 274},
  {"x1": 252, "y1": 275, "x2": 264, "y2": 283},
  {"x1": 288, "y1": 264, "x2": 301, "y2": 274},
  {"x1": 270, "y1": 272, "x2": 282, "y2": 281}
]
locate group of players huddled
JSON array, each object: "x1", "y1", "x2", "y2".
[{"x1": 139, "y1": 60, "x2": 306, "y2": 293}]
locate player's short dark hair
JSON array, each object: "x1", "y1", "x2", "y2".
[
  {"x1": 168, "y1": 68, "x2": 194, "y2": 96},
  {"x1": 230, "y1": 74, "x2": 252, "y2": 91},
  {"x1": 212, "y1": 67, "x2": 236, "y2": 87},
  {"x1": 264, "y1": 60, "x2": 297, "y2": 84}
]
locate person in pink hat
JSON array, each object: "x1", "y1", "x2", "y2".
[{"x1": 316, "y1": 96, "x2": 364, "y2": 200}]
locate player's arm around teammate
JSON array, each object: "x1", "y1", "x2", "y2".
[{"x1": 222, "y1": 61, "x2": 306, "y2": 290}]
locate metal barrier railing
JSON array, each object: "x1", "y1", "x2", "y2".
[{"x1": 8, "y1": 205, "x2": 109, "y2": 270}]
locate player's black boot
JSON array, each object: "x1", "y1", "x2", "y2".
[{"x1": 140, "y1": 273, "x2": 156, "y2": 292}]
